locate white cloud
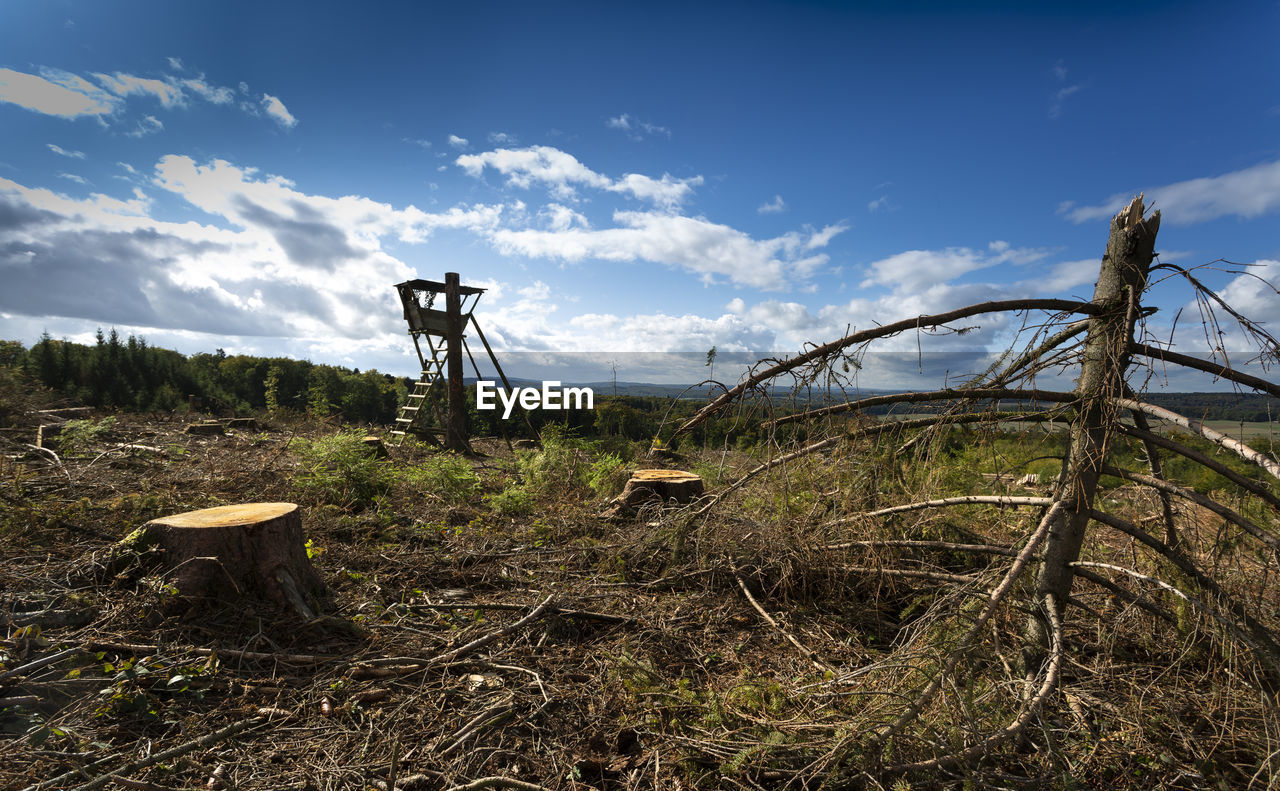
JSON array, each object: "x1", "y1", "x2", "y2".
[
  {"x1": 861, "y1": 242, "x2": 1048, "y2": 290},
  {"x1": 56, "y1": 172, "x2": 88, "y2": 185},
  {"x1": 94, "y1": 71, "x2": 185, "y2": 107},
  {"x1": 0, "y1": 156, "x2": 510, "y2": 347},
  {"x1": 260, "y1": 93, "x2": 297, "y2": 128},
  {"x1": 47, "y1": 143, "x2": 86, "y2": 159},
  {"x1": 448, "y1": 134, "x2": 469, "y2": 149},
  {"x1": 758, "y1": 195, "x2": 787, "y2": 214},
  {"x1": 488, "y1": 131, "x2": 517, "y2": 145},
  {"x1": 489, "y1": 210, "x2": 843, "y2": 290},
  {"x1": 458, "y1": 144, "x2": 700, "y2": 207},
  {"x1": 183, "y1": 77, "x2": 234, "y2": 104},
  {"x1": 1062, "y1": 159, "x2": 1280, "y2": 225},
  {"x1": 868, "y1": 195, "x2": 890, "y2": 212},
  {"x1": 0, "y1": 67, "x2": 120, "y2": 117},
  {"x1": 125, "y1": 115, "x2": 164, "y2": 137},
  {"x1": 606, "y1": 113, "x2": 671, "y2": 140},
  {"x1": 405, "y1": 138, "x2": 432, "y2": 149}
]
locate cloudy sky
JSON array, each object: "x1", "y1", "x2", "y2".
[{"x1": 1, "y1": 0, "x2": 1278, "y2": 387}]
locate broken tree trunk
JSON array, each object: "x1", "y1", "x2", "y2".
[
  {"x1": 1024, "y1": 195, "x2": 1160, "y2": 668},
  {"x1": 117, "y1": 503, "x2": 326, "y2": 618}
]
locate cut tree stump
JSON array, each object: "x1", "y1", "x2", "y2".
[
  {"x1": 117, "y1": 503, "x2": 326, "y2": 618},
  {"x1": 605, "y1": 469, "x2": 704, "y2": 518},
  {"x1": 184, "y1": 421, "x2": 224, "y2": 436}
]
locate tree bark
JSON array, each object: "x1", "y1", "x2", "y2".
[{"x1": 1025, "y1": 195, "x2": 1160, "y2": 668}]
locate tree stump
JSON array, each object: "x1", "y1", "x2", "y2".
[
  {"x1": 184, "y1": 421, "x2": 224, "y2": 436},
  {"x1": 362, "y1": 436, "x2": 389, "y2": 458},
  {"x1": 118, "y1": 503, "x2": 325, "y2": 618},
  {"x1": 605, "y1": 470, "x2": 704, "y2": 518}
]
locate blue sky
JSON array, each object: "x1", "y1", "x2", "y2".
[{"x1": 1, "y1": 0, "x2": 1278, "y2": 387}]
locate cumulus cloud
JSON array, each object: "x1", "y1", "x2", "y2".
[
  {"x1": 457, "y1": 145, "x2": 702, "y2": 207},
  {"x1": 448, "y1": 134, "x2": 469, "y2": 149},
  {"x1": 1060, "y1": 159, "x2": 1280, "y2": 225},
  {"x1": 0, "y1": 68, "x2": 119, "y2": 117},
  {"x1": 758, "y1": 195, "x2": 786, "y2": 214},
  {"x1": 861, "y1": 241, "x2": 1048, "y2": 291},
  {"x1": 260, "y1": 93, "x2": 297, "y2": 128},
  {"x1": 0, "y1": 157, "x2": 507, "y2": 344},
  {"x1": 489, "y1": 210, "x2": 844, "y2": 290}
]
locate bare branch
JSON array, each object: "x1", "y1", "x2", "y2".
[
  {"x1": 1132, "y1": 342, "x2": 1280, "y2": 400},
  {"x1": 827, "y1": 495, "x2": 1054, "y2": 526},
  {"x1": 765, "y1": 387, "x2": 1076, "y2": 429},
  {"x1": 1114, "y1": 398, "x2": 1280, "y2": 480},
  {"x1": 675, "y1": 299, "x2": 1104, "y2": 435},
  {"x1": 1117, "y1": 422, "x2": 1280, "y2": 514},
  {"x1": 1099, "y1": 464, "x2": 1280, "y2": 552}
]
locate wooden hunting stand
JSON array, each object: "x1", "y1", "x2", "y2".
[{"x1": 393, "y1": 273, "x2": 528, "y2": 451}]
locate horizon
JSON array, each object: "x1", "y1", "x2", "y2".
[{"x1": 2, "y1": 1, "x2": 1278, "y2": 392}]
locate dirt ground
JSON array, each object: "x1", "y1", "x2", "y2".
[{"x1": 3, "y1": 406, "x2": 1279, "y2": 790}]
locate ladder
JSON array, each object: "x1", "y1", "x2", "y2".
[{"x1": 391, "y1": 332, "x2": 450, "y2": 445}]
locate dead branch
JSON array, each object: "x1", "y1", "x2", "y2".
[
  {"x1": 825, "y1": 539, "x2": 1016, "y2": 557},
  {"x1": 884, "y1": 592, "x2": 1064, "y2": 775},
  {"x1": 442, "y1": 778, "x2": 550, "y2": 791},
  {"x1": 765, "y1": 387, "x2": 1076, "y2": 429},
  {"x1": 1069, "y1": 562, "x2": 1258, "y2": 647},
  {"x1": 827, "y1": 495, "x2": 1054, "y2": 525},
  {"x1": 1117, "y1": 422, "x2": 1280, "y2": 513},
  {"x1": 1099, "y1": 464, "x2": 1280, "y2": 552},
  {"x1": 1132, "y1": 342, "x2": 1280, "y2": 400},
  {"x1": 734, "y1": 571, "x2": 832, "y2": 673},
  {"x1": 870, "y1": 501, "x2": 1065, "y2": 747},
  {"x1": 1069, "y1": 566, "x2": 1177, "y2": 624},
  {"x1": 1115, "y1": 397, "x2": 1280, "y2": 480},
  {"x1": 675, "y1": 299, "x2": 1104, "y2": 435},
  {"x1": 58, "y1": 715, "x2": 266, "y2": 791}
]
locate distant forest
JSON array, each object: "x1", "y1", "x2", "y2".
[{"x1": 3, "y1": 332, "x2": 1278, "y2": 431}]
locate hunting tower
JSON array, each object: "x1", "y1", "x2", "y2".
[{"x1": 393, "y1": 272, "x2": 523, "y2": 451}]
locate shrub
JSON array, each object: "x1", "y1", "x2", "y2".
[
  {"x1": 59, "y1": 416, "x2": 117, "y2": 456},
  {"x1": 587, "y1": 452, "x2": 629, "y2": 497},
  {"x1": 487, "y1": 486, "x2": 534, "y2": 516},
  {"x1": 404, "y1": 453, "x2": 480, "y2": 505},
  {"x1": 293, "y1": 431, "x2": 394, "y2": 510}
]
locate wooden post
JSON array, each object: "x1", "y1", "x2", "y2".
[{"x1": 444, "y1": 272, "x2": 470, "y2": 453}]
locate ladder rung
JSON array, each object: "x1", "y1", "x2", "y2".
[
  {"x1": 401, "y1": 406, "x2": 420, "y2": 412},
  {"x1": 390, "y1": 430, "x2": 406, "y2": 436},
  {"x1": 395, "y1": 417, "x2": 414, "y2": 423}
]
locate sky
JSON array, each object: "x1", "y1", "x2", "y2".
[{"x1": 1, "y1": 0, "x2": 1278, "y2": 389}]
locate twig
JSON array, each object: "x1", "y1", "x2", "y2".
[
  {"x1": 442, "y1": 777, "x2": 550, "y2": 791},
  {"x1": 826, "y1": 539, "x2": 1015, "y2": 557},
  {"x1": 734, "y1": 572, "x2": 832, "y2": 673},
  {"x1": 0, "y1": 647, "x2": 83, "y2": 681},
  {"x1": 884, "y1": 592, "x2": 1064, "y2": 774},
  {"x1": 827, "y1": 495, "x2": 1054, "y2": 524},
  {"x1": 35, "y1": 716, "x2": 265, "y2": 791}
]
